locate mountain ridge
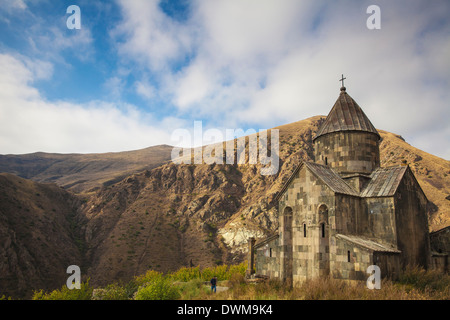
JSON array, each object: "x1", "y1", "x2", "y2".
[
  {"x1": 0, "y1": 144, "x2": 174, "y2": 193},
  {"x1": 0, "y1": 116, "x2": 448, "y2": 298}
]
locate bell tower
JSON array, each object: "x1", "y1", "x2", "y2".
[{"x1": 313, "y1": 78, "x2": 380, "y2": 176}]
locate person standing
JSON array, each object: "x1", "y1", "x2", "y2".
[{"x1": 210, "y1": 276, "x2": 217, "y2": 293}]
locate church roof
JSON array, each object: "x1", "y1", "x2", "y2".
[
  {"x1": 360, "y1": 166, "x2": 407, "y2": 197},
  {"x1": 336, "y1": 234, "x2": 401, "y2": 253},
  {"x1": 275, "y1": 161, "x2": 359, "y2": 201},
  {"x1": 304, "y1": 162, "x2": 359, "y2": 196},
  {"x1": 276, "y1": 162, "x2": 417, "y2": 202},
  {"x1": 254, "y1": 233, "x2": 279, "y2": 249},
  {"x1": 313, "y1": 87, "x2": 380, "y2": 141}
]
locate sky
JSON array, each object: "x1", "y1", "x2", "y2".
[{"x1": 0, "y1": 0, "x2": 449, "y2": 159}]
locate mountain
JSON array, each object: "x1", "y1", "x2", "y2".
[
  {"x1": 0, "y1": 144, "x2": 173, "y2": 194},
  {"x1": 0, "y1": 173, "x2": 84, "y2": 298},
  {"x1": 0, "y1": 116, "x2": 449, "y2": 298}
]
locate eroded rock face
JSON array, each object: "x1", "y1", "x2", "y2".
[{"x1": 219, "y1": 223, "x2": 265, "y2": 253}]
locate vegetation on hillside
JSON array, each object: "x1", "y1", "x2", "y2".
[{"x1": 3, "y1": 263, "x2": 444, "y2": 300}]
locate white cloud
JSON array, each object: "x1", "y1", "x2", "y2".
[
  {"x1": 135, "y1": 80, "x2": 156, "y2": 100},
  {"x1": 112, "y1": 0, "x2": 194, "y2": 72},
  {"x1": 0, "y1": 53, "x2": 178, "y2": 154},
  {"x1": 113, "y1": 0, "x2": 450, "y2": 159},
  {"x1": 103, "y1": 76, "x2": 125, "y2": 100},
  {"x1": 3, "y1": 0, "x2": 27, "y2": 11},
  {"x1": 193, "y1": 0, "x2": 305, "y2": 60},
  {"x1": 172, "y1": 61, "x2": 214, "y2": 109},
  {"x1": 3, "y1": 0, "x2": 447, "y2": 159},
  {"x1": 30, "y1": 26, "x2": 94, "y2": 64}
]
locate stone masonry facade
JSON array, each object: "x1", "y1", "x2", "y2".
[{"x1": 249, "y1": 85, "x2": 446, "y2": 286}]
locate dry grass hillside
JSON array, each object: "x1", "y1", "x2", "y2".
[{"x1": 0, "y1": 173, "x2": 84, "y2": 298}]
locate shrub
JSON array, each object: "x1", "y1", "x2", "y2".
[
  {"x1": 201, "y1": 264, "x2": 229, "y2": 281},
  {"x1": 227, "y1": 263, "x2": 247, "y2": 278},
  {"x1": 398, "y1": 266, "x2": 450, "y2": 294},
  {"x1": 92, "y1": 283, "x2": 128, "y2": 300},
  {"x1": 32, "y1": 279, "x2": 93, "y2": 300},
  {"x1": 169, "y1": 266, "x2": 201, "y2": 282},
  {"x1": 176, "y1": 279, "x2": 211, "y2": 300},
  {"x1": 134, "y1": 275, "x2": 180, "y2": 300},
  {"x1": 167, "y1": 262, "x2": 247, "y2": 282},
  {"x1": 133, "y1": 269, "x2": 162, "y2": 287}
]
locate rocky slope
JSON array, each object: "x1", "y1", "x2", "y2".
[
  {"x1": 0, "y1": 116, "x2": 448, "y2": 298},
  {"x1": 0, "y1": 173, "x2": 84, "y2": 298}
]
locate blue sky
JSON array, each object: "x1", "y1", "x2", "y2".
[{"x1": 0, "y1": 0, "x2": 449, "y2": 159}]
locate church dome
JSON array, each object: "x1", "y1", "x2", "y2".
[
  {"x1": 313, "y1": 87, "x2": 380, "y2": 141},
  {"x1": 313, "y1": 85, "x2": 381, "y2": 175}
]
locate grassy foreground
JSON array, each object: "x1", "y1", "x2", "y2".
[{"x1": 3, "y1": 263, "x2": 448, "y2": 300}]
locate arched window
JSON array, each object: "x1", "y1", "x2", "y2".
[
  {"x1": 321, "y1": 223, "x2": 325, "y2": 238},
  {"x1": 347, "y1": 250, "x2": 351, "y2": 262},
  {"x1": 318, "y1": 204, "x2": 328, "y2": 239},
  {"x1": 303, "y1": 223, "x2": 307, "y2": 237},
  {"x1": 325, "y1": 157, "x2": 328, "y2": 165}
]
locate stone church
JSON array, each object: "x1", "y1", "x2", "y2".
[{"x1": 249, "y1": 84, "x2": 433, "y2": 286}]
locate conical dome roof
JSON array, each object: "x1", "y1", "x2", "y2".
[{"x1": 313, "y1": 87, "x2": 380, "y2": 141}]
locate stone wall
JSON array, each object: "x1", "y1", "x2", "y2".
[
  {"x1": 278, "y1": 166, "x2": 336, "y2": 284},
  {"x1": 333, "y1": 194, "x2": 362, "y2": 235},
  {"x1": 363, "y1": 197, "x2": 396, "y2": 245},
  {"x1": 430, "y1": 226, "x2": 450, "y2": 254},
  {"x1": 314, "y1": 131, "x2": 380, "y2": 175},
  {"x1": 394, "y1": 168, "x2": 430, "y2": 268},
  {"x1": 254, "y1": 162, "x2": 435, "y2": 285},
  {"x1": 429, "y1": 226, "x2": 449, "y2": 273},
  {"x1": 330, "y1": 236, "x2": 401, "y2": 281},
  {"x1": 255, "y1": 237, "x2": 281, "y2": 279},
  {"x1": 330, "y1": 236, "x2": 373, "y2": 281},
  {"x1": 430, "y1": 254, "x2": 448, "y2": 273},
  {"x1": 373, "y1": 252, "x2": 401, "y2": 280}
]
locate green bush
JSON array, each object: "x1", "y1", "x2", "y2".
[
  {"x1": 92, "y1": 283, "x2": 128, "y2": 300},
  {"x1": 134, "y1": 275, "x2": 180, "y2": 300},
  {"x1": 227, "y1": 263, "x2": 247, "y2": 279},
  {"x1": 169, "y1": 266, "x2": 201, "y2": 282},
  {"x1": 167, "y1": 262, "x2": 247, "y2": 282},
  {"x1": 32, "y1": 279, "x2": 93, "y2": 300},
  {"x1": 133, "y1": 269, "x2": 163, "y2": 287},
  {"x1": 200, "y1": 265, "x2": 228, "y2": 281},
  {"x1": 176, "y1": 279, "x2": 211, "y2": 299}
]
